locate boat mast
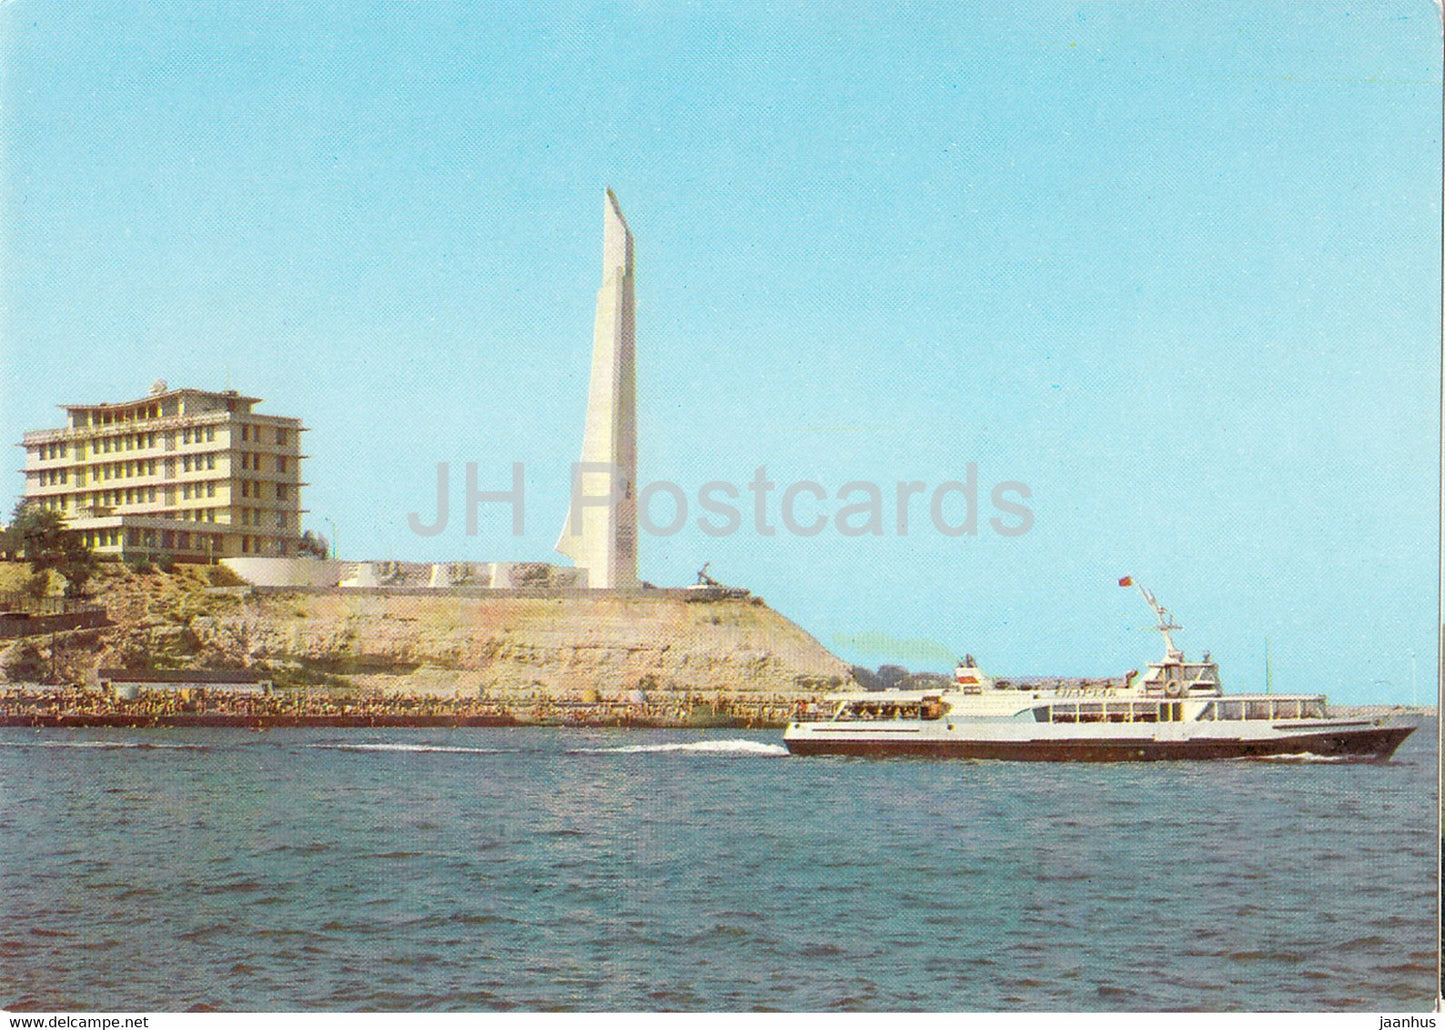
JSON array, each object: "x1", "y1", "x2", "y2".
[{"x1": 1134, "y1": 583, "x2": 1184, "y2": 662}]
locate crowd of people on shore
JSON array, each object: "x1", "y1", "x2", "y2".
[{"x1": 0, "y1": 686, "x2": 836, "y2": 729}]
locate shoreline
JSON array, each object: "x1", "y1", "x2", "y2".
[
  {"x1": 0, "y1": 699, "x2": 807, "y2": 731},
  {"x1": 0, "y1": 713, "x2": 787, "y2": 730}
]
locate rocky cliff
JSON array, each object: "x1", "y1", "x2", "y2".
[{"x1": 0, "y1": 562, "x2": 852, "y2": 698}]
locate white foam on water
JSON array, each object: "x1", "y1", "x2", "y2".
[
  {"x1": 307, "y1": 742, "x2": 509, "y2": 755},
  {"x1": 568, "y1": 738, "x2": 789, "y2": 757},
  {"x1": 1235, "y1": 752, "x2": 1359, "y2": 763},
  {"x1": 0, "y1": 740, "x2": 208, "y2": 750}
]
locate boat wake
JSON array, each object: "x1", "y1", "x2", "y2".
[
  {"x1": 1234, "y1": 752, "x2": 1360, "y2": 763},
  {"x1": 568, "y1": 739, "x2": 789, "y2": 757},
  {"x1": 305, "y1": 742, "x2": 511, "y2": 755},
  {"x1": 0, "y1": 740, "x2": 208, "y2": 750}
]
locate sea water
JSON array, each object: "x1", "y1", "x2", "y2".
[{"x1": 0, "y1": 720, "x2": 1435, "y2": 1012}]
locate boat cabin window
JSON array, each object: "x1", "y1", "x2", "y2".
[
  {"x1": 834, "y1": 698, "x2": 945, "y2": 722},
  {"x1": 1209, "y1": 698, "x2": 1326, "y2": 721},
  {"x1": 1039, "y1": 700, "x2": 1167, "y2": 724}
]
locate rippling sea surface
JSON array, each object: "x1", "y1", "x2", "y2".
[{"x1": 0, "y1": 720, "x2": 1435, "y2": 1012}]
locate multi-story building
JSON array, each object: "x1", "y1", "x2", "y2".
[{"x1": 18, "y1": 382, "x2": 306, "y2": 562}]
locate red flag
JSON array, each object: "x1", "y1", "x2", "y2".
[{"x1": 1118, "y1": 576, "x2": 1133, "y2": 587}]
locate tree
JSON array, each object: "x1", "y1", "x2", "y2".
[
  {"x1": 297, "y1": 530, "x2": 329, "y2": 559},
  {"x1": 8, "y1": 502, "x2": 97, "y2": 598},
  {"x1": 875, "y1": 664, "x2": 909, "y2": 690}
]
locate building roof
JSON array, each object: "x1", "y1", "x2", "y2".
[
  {"x1": 61, "y1": 387, "x2": 263, "y2": 412},
  {"x1": 98, "y1": 668, "x2": 272, "y2": 683}
]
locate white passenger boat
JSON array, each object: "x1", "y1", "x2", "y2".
[{"x1": 784, "y1": 584, "x2": 1417, "y2": 762}]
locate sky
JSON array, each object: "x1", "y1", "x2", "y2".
[{"x1": 1, "y1": 2, "x2": 1440, "y2": 704}]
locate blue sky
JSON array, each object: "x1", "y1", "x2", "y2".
[{"x1": 2, "y1": 2, "x2": 1439, "y2": 703}]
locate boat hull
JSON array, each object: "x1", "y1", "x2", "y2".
[{"x1": 783, "y1": 724, "x2": 1415, "y2": 762}]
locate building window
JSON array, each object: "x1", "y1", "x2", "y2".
[
  {"x1": 276, "y1": 428, "x2": 287, "y2": 446},
  {"x1": 277, "y1": 456, "x2": 288, "y2": 473},
  {"x1": 277, "y1": 483, "x2": 289, "y2": 500},
  {"x1": 206, "y1": 454, "x2": 215, "y2": 470},
  {"x1": 207, "y1": 482, "x2": 215, "y2": 497},
  {"x1": 241, "y1": 425, "x2": 249, "y2": 442}
]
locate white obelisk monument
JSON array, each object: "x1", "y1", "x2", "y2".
[{"x1": 556, "y1": 189, "x2": 639, "y2": 589}]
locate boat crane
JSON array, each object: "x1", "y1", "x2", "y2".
[{"x1": 1130, "y1": 581, "x2": 1184, "y2": 662}]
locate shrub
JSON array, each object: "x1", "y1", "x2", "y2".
[
  {"x1": 21, "y1": 571, "x2": 49, "y2": 600},
  {"x1": 206, "y1": 565, "x2": 247, "y2": 588}
]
